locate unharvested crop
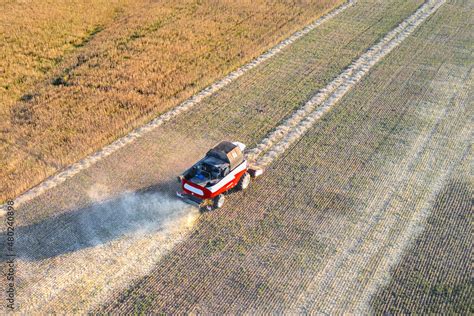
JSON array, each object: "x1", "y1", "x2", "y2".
[
  {"x1": 0, "y1": 0, "x2": 343, "y2": 203},
  {"x1": 0, "y1": 0, "x2": 139, "y2": 110},
  {"x1": 2, "y1": 0, "x2": 471, "y2": 313}
]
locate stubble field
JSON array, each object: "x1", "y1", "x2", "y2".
[
  {"x1": 0, "y1": 0, "x2": 472, "y2": 314},
  {"x1": 372, "y1": 152, "x2": 473, "y2": 314},
  {"x1": 97, "y1": 0, "x2": 472, "y2": 313}
]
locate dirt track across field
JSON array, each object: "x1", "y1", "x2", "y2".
[{"x1": 1, "y1": 0, "x2": 472, "y2": 313}]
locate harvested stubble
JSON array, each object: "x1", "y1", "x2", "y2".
[
  {"x1": 371, "y1": 153, "x2": 473, "y2": 314},
  {"x1": 0, "y1": 0, "x2": 343, "y2": 203},
  {"x1": 97, "y1": 0, "x2": 472, "y2": 314},
  {"x1": 3, "y1": 0, "x2": 430, "y2": 313},
  {"x1": 11, "y1": 193, "x2": 199, "y2": 313},
  {"x1": 247, "y1": 0, "x2": 446, "y2": 168}
]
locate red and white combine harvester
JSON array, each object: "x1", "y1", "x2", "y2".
[{"x1": 177, "y1": 141, "x2": 263, "y2": 210}]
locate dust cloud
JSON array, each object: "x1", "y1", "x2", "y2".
[{"x1": 10, "y1": 187, "x2": 199, "y2": 312}]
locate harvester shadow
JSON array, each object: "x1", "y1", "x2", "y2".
[{"x1": 0, "y1": 180, "x2": 194, "y2": 262}]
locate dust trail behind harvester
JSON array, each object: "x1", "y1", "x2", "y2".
[
  {"x1": 247, "y1": 0, "x2": 446, "y2": 168},
  {"x1": 13, "y1": 189, "x2": 199, "y2": 313}
]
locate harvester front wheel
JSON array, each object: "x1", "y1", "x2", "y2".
[
  {"x1": 237, "y1": 172, "x2": 251, "y2": 190},
  {"x1": 213, "y1": 194, "x2": 225, "y2": 209}
]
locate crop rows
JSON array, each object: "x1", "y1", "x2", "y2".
[
  {"x1": 0, "y1": 0, "x2": 353, "y2": 214},
  {"x1": 170, "y1": 0, "x2": 423, "y2": 150},
  {"x1": 289, "y1": 3, "x2": 472, "y2": 312},
  {"x1": 372, "y1": 153, "x2": 473, "y2": 314},
  {"x1": 98, "y1": 0, "x2": 471, "y2": 313},
  {"x1": 3, "y1": 0, "x2": 470, "y2": 313},
  {"x1": 3, "y1": 0, "x2": 429, "y2": 313},
  {"x1": 8, "y1": 0, "x2": 422, "y2": 225},
  {"x1": 247, "y1": 0, "x2": 445, "y2": 167}
]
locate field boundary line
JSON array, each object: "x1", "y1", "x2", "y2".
[
  {"x1": 248, "y1": 0, "x2": 446, "y2": 168},
  {"x1": 0, "y1": 0, "x2": 356, "y2": 213}
]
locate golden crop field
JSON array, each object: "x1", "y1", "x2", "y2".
[
  {"x1": 1, "y1": 0, "x2": 471, "y2": 314},
  {"x1": 0, "y1": 0, "x2": 342, "y2": 203},
  {"x1": 0, "y1": 0, "x2": 139, "y2": 108}
]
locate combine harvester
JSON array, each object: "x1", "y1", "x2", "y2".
[{"x1": 177, "y1": 141, "x2": 263, "y2": 210}]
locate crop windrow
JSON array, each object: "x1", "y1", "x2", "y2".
[
  {"x1": 247, "y1": 0, "x2": 446, "y2": 168},
  {"x1": 95, "y1": 0, "x2": 468, "y2": 313}
]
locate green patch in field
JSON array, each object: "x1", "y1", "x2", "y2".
[
  {"x1": 207, "y1": 236, "x2": 225, "y2": 253},
  {"x1": 133, "y1": 293, "x2": 156, "y2": 315},
  {"x1": 256, "y1": 282, "x2": 268, "y2": 296}
]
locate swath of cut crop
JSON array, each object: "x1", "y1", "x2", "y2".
[{"x1": 247, "y1": 0, "x2": 446, "y2": 169}]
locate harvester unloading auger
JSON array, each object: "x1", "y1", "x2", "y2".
[{"x1": 176, "y1": 141, "x2": 263, "y2": 210}]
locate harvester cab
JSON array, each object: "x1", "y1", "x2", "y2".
[{"x1": 177, "y1": 141, "x2": 262, "y2": 210}]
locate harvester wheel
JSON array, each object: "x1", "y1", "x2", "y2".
[
  {"x1": 213, "y1": 194, "x2": 225, "y2": 209},
  {"x1": 237, "y1": 172, "x2": 251, "y2": 190}
]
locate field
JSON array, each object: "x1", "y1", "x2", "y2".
[
  {"x1": 0, "y1": 0, "x2": 472, "y2": 314},
  {"x1": 0, "y1": 0, "x2": 342, "y2": 203},
  {"x1": 96, "y1": 0, "x2": 472, "y2": 312},
  {"x1": 0, "y1": 0, "x2": 138, "y2": 108},
  {"x1": 372, "y1": 153, "x2": 473, "y2": 314}
]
